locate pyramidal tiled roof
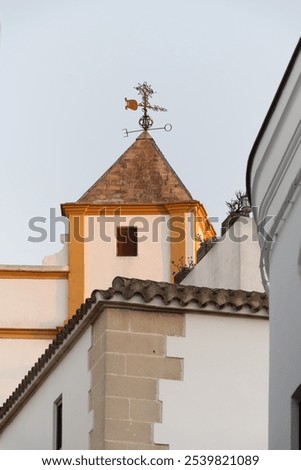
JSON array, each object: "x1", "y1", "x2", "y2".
[{"x1": 78, "y1": 131, "x2": 193, "y2": 204}]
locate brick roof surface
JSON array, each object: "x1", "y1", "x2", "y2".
[{"x1": 78, "y1": 131, "x2": 193, "y2": 204}]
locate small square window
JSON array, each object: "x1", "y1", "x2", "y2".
[{"x1": 116, "y1": 226, "x2": 138, "y2": 256}]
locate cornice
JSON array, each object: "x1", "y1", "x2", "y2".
[
  {"x1": 0, "y1": 269, "x2": 69, "y2": 280},
  {"x1": 61, "y1": 201, "x2": 201, "y2": 217},
  {"x1": 0, "y1": 328, "x2": 61, "y2": 340}
]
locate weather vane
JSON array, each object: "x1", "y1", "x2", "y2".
[{"x1": 123, "y1": 82, "x2": 172, "y2": 137}]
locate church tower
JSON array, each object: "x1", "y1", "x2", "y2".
[
  {"x1": 0, "y1": 84, "x2": 215, "y2": 403},
  {"x1": 62, "y1": 128, "x2": 216, "y2": 317}
]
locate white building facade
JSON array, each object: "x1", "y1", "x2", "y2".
[
  {"x1": 0, "y1": 279, "x2": 268, "y2": 450},
  {"x1": 0, "y1": 126, "x2": 269, "y2": 449},
  {"x1": 247, "y1": 38, "x2": 301, "y2": 449},
  {"x1": 182, "y1": 215, "x2": 264, "y2": 292}
]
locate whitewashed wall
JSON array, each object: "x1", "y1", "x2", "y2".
[
  {"x1": 0, "y1": 339, "x2": 51, "y2": 405},
  {"x1": 84, "y1": 215, "x2": 171, "y2": 293},
  {"x1": 0, "y1": 308, "x2": 269, "y2": 450},
  {"x1": 155, "y1": 312, "x2": 269, "y2": 449},
  {"x1": 0, "y1": 278, "x2": 68, "y2": 328},
  {"x1": 183, "y1": 217, "x2": 264, "y2": 292},
  {"x1": 249, "y1": 47, "x2": 301, "y2": 449},
  {"x1": 43, "y1": 242, "x2": 68, "y2": 266},
  {"x1": 0, "y1": 328, "x2": 92, "y2": 450},
  {"x1": 268, "y1": 193, "x2": 301, "y2": 449}
]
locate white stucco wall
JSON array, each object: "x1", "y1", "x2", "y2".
[
  {"x1": 84, "y1": 215, "x2": 171, "y2": 293},
  {"x1": 249, "y1": 53, "x2": 301, "y2": 236},
  {"x1": 0, "y1": 328, "x2": 92, "y2": 450},
  {"x1": 249, "y1": 46, "x2": 301, "y2": 449},
  {"x1": 268, "y1": 193, "x2": 301, "y2": 449},
  {"x1": 155, "y1": 312, "x2": 269, "y2": 449},
  {"x1": 0, "y1": 339, "x2": 51, "y2": 405},
  {"x1": 183, "y1": 217, "x2": 264, "y2": 292},
  {"x1": 43, "y1": 241, "x2": 68, "y2": 266},
  {"x1": 250, "y1": 60, "x2": 301, "y2": 221},
  {"x1": 0, "y1": 278, "x2": 68, "y2": 328}
]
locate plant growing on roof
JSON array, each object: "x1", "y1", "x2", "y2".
[
  {"x1": 225, "y1": 190, "x2": 250, "y2": 215},
  {"x1": 171, "y1": 256, "x2": 195, "y2": 276}
]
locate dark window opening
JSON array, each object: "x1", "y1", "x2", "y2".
[
  {"x1": 299, "y1": 403, "x2": 301, "y2": 450},
  {"x1": 117, "y1": 226, "x2": 138, "y2": 256},
  {"x1": 54, "y1": 395, "x2": 63, "y2": 450},
  {"x1": 291, "y1": 385, "x2": 301, "y2": 449}
]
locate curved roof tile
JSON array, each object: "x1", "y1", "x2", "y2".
[{"x1": 0, "y1": 277, "x2": 268, "y2": 422}]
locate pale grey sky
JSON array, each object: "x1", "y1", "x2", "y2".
[{"x1": 0, "y1": 0, "x2": 300, "y2": 264}]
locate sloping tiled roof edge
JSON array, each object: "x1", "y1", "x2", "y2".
[
  {"x1": 0, "y1": 294, "x2": 98, "y2": 422},
  {"x1": 98, "y1": 277, "x2": 268, "y2": 312},
  {"x1": 0, "y1": 276, "x2": 268, "y2": 424}
]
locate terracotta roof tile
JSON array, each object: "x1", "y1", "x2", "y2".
[
  {"x1": 98, "y1": 277, "x2": 268, "y2": 312},
  {"x1": 0, "y1": 277, "x2": 268, "y2": 422}
]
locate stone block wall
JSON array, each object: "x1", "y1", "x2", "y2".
[{"x1": 89, "y1": 307, "x2": 184, "y2": 449}]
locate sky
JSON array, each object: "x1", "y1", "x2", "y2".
[{"x1": 0, "y1": 0, "x2": 300, "y2": 265}]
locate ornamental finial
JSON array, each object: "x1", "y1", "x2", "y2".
[{"x1": 125, "y1": 81, "x2": 167, "y2": 131}]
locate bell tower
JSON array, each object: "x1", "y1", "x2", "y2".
[{"x1": 62, "y1": 84, "x2": 216, "y2": 317}]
